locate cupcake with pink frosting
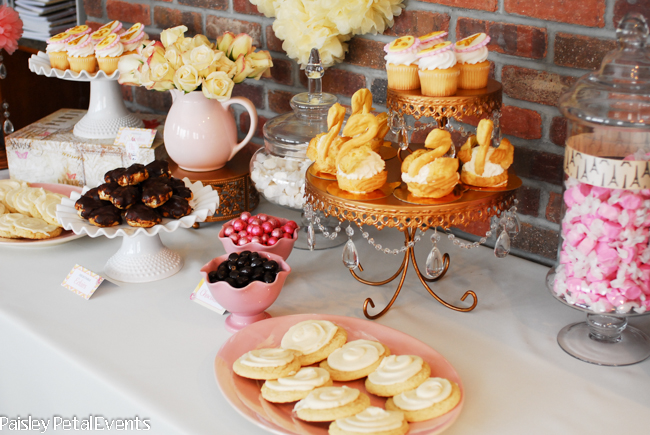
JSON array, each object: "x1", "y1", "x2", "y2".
[
  {"x1": 120, "y1": 23, "x2": 147, "y2": 55},
  {"x1": 417, "y1": 31, "x2": 448, "y2": 49},
  {"x1": 416, "y1": 41, "x2": 459, "y2": 97},
  {"x1": 46, "y1": 31, "x2": 74, "y2": 70},
  {"x1": 384, "y1": 35, "x2": 421, "y2": 91},
  {"x1": 95, "y1": 33, "x2": 124, "y2": 74},
  {"x1": 66, "y1": 33, "x2": 97, "y2": 73},
  {"x1": 454, "y1": 33, "x2": 491, "y2": 89}
]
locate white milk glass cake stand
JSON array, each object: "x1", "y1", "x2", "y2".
[
  {"x1": 28, "y1": 51, "x2": 144, "y2": 139},
  {"x1": 56, "y1": 179, "x2": 220, "y2": 283}
]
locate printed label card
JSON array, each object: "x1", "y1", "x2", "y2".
[
  {"x1": 114, "y1": 127, "x2": 157, "y2": 149},
  {"x1": 190, "y1": 279, "x2": 227, "y2": 314},
  {"x1": 61, "y1": 264, "x2": 105, "y2": 300}
]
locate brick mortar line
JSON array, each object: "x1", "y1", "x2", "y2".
[
  {"x1": 537, "y1": 187, "x2": 551, "y2": 220},
  {"x1": 519, "y1": 213, "x2": 560, "y2": 232},
  {"x1": 487, "y1": 51, "x2": 592, "y2": 78},
  {"x1": 519, "y1": 177, "x2": 563, "y2": 195}
]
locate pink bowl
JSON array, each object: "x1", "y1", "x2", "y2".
[
  {"x1": 218, "y1": 216, "x2": 299, "y2": 260},
  {"x1": 200, "y1": 252, "x2": 291, "y2": 333}
]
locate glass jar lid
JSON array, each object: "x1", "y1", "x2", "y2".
[
  {"x1": 559, "y1": 13, "x2": 650, "y2": 129},
  {"x1": 263, "y1": 49, "x2": 338, "y2": 159}
]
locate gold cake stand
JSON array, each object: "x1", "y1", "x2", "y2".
[{"x1": 305, "y1": 81, "x2": 516, "y2": 319}]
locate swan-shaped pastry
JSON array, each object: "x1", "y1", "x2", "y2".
[
  {"x1": 351, "y1": 88, "x2": 374, "y2": 115},
  {"x1": 337, "y1": 144, "x2": 387, "y2": 194},
  {"x1": 401, "y1": 129, "x2": 460, "y2": 198},
  {"x1": 350, "y1": 89, "x2": 391, "y2": 153},
  {"x1": 307, "y1": 103, "x2": 347, "y2": 174},
  {"x1": 459, "y1": 119, "x2": 514, "y2": 187},
  {"x1": 336, "y1": 113, "x2": 380, "y2": 167}
]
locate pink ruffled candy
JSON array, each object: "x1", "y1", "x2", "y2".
[
  {"x1": 581, "y1": 214, "x2": 597, "y2": 227},
  {"x1": 601, "y1": 221, "x2": 623, "y2": 239},
  {"x1": 595, "y1": 242, "x2": 619, "y2": 264},
  {"x1": 577, "y1": 236, "x2": 597, "y2": 256},
  {"x1": 623, "y1": 283, "x2": 642, "y2": 300},
  {"x1": 597, "y1": 203, "x2": 621, "y2": 221},
  {"x1": 605, "y1": 290, "x2": 626, "y2": 306},
  {"x1": 564, "y1": 188, "x2": 577, "y2": 208},
  {"x1": 598, "y1": 263, "x2": 619, "y2": 278},
  {"x1": 618, "y1": 192, "x2": 643, "y2": 210},
  {"x1": 618, "y1": 246, "x2": 637, "y2": 264},
  {"x1": 579, "y1": 183, "x2": 592, "y2": 198},
  {"x1": 567, "y1": 277, "x2": 586, "y2": 293},
  {"x1": 572, "y1": 186, "x2": 587, "y2": 203},
  {"x1": 565, "y1": 229, "x2": 586, "y2": 247},
  {"x1": 591, "y1": 186, "x2": 611, "y2": 201}
]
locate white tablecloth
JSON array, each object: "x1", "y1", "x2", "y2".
[{"x1": 0, "y1": 199, "x2": 648, "y2": 434}]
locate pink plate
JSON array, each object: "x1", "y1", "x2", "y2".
[
  {"x1": 0, "y1": 183, "x2": 85, "y2": 247},
  {"x1": 214, "y1": 313, "x2": 464, "y2": 435}
]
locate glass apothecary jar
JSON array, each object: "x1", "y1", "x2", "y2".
[
  {"x1": 546, "y1": 13, "x2": 650, "y2": 366},
  {"x1": 249, "y1": 88, "x2": 336, "y2": 209}
]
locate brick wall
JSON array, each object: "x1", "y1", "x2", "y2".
[{"x1": 83, "y1": 0, "x2": 648, "y2": 264}]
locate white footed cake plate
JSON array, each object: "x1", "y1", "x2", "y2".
[{"x1": 56, "y1": 179, "x2": 219, "y2": 283}]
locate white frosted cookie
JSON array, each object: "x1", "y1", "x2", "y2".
[
  {"x1": 13, "y1": 187, "x2": 47, "y2": 217},
  {"x1": 385, "y1": 377, "x2": 462, "y2": 422},
  {"x1": 294, "y1": 386, "x2": 370, "y2": 422},
  {"x1": 3, "y1": 185, "x2": 29, "y2": 213},
  {"x1": 11, "y1": 216, "x2": 63, "y2": 239},
  {"x1": 281, "y1": 319, "x2": 348, "y2": 366},
  {"x1": 261, "y1": 367, "x2": 333, "y2": 403},
  {"x1": 0, "y1": 179, "x2": 27, "y2": 206},
  {"x1": 329, "y1": 406, "x2": 409, "y2": 435},
  {"x1": 320, "y1": 339, "x2": 391, "y2": 381},
  {"x1": 365, "y1": 355, "x2": 431, "y2": 397},
  {"x1": 34, "y1": 193, "x2": 64, "y2": 226},
  {"x1": 0, "y1": 202, "x2": 5, "y2": 215},
  {"x1": 0, "y1": 213, "x2": 23, "y2": 238},
  {"x1": 233, "y1": 348, "x2": 303, "y2": 380}
]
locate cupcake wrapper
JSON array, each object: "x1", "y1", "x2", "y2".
[
  {"x1": 418, "y1": 67, "x2": 459, "y2": 97},
  {"x1": 97, "y1": 56, "x2": 120, "y2": 74},
  {"x1": 48, "y1": 51, "x2": 69, "y2": 70},
  {"x1": 458, "y1": 61, "x2": 490, "y2": 90},
  {"x1": 387, "y1": 64, "x2": 420, "y2": 91},
  {"x1": 67, "y1": 55, "x2": 98, "y2": 73}
]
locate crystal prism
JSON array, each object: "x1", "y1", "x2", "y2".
[
  {"x1": 494, "y1": 230, "x2": 511, "y2": 258},
  {"x1": 3, "y1": 119, "x2": 13, "y2": 135},
  {"x1": 507, "y1": 214, "x2": 521, "y2": 237},
  {"x1": 0, "y1": 63, "x2": 7, "y2": 80},
  {"x1": 307, "y1": 223, "x2": 315, "y2": 251},
  {"x1": 342, "y1": 239, "x2": 359, "y2": 270},
  {"x1": 426, "y1": 246, "x2": 445, "y2": 278}
]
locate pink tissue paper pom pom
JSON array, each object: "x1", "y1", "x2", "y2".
[{"x1": 0, "y1": 6, "x2": 23, "y2": 55}]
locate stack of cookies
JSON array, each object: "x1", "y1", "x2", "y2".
[
  {"x1": 232, "y1": 319, "x2": 462, "y2": 435},
  {"x1": 0, "y1": 179, "x2": 66, "y2": 240},
  {"x1": 75, "y1": 160, "x2": 193, "y2": 228}
]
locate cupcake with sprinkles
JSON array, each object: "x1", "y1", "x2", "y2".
[
  {"x1": 384, "y1": 35, "x2": 421, "y2": 91},
  {"x1": 454, "y1": 33, "x2": 491, "y2": 89},
  {"x1": 417, "y1": 41, "x2": 459, "y2": 97},
  {"x1": 66, "y1": 33, "x2": 97, "y2": 73},
  {"x1": 46, "y1": 31, "x2": 73, "y2": 70},
  {"x1": 95, "y1": 33, "x2": 124, "y2": 74},
  {"x1": 417, "y1": 31, "x2": 448, "y2": 49},
  {"x1": 120, "y1": 23, "x2": 147, "y2": 56}
]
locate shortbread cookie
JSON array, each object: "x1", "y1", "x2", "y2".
[
  {"x1": 320, "y1": 340, "x2": 391, "y2": 381},
  {"x1": 365, "y1": 355, "x2": 431, "y2": 397},
  {"x1": 13, "y1": 187, "x2": 47, "y2": 217},
  {"x1": 385, "y1": 377, "x2": 461, "y2": 422},
  {"x1": 3, "y1": 185, "x2": 29, "y2": 213},
  {"x1": 34, "y1": 193, "x2": 65, "y2": 226},
  {"x1": 11, "y1": 216, "x2": 62, "y2": 239},
  {"x1": 281, "y1": 319, "x2": 348, "y2": 366},
  {"x1": 233, "y1": 348, "x2": 302, "y2": 380},
  {"x1": 0, "y1": 179, "x2": 27, "y2": 206},
  {"x1": 329, "y1": 407, "x2": 409, "y2": 435},
  {"x1": 261, "y1": 367, "x2": 333, "y2": 403},
  {"x1": 294, "y1": 386, "x2": 370, "y2": 422},
  {"x1": 0, "y1": 213, "x2": 22, "y2": 238}
]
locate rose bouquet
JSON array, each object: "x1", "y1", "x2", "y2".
[{"x1": 117, "y1": 25, "x2": 273, "y2": 101}]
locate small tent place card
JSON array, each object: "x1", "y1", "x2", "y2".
[
  {"x1": 61, "y1": 264, "x2": 105, "y2": 300},
  {"x1": 190, "y1": 279, "x2": 226, "y2": 314},
  {"x1": 114, "y1": 127, "x2": 157, "y2": 163}
]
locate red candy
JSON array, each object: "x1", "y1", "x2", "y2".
[{"x1": 222, "y1": 213, "x2": 298, "y2": 247}]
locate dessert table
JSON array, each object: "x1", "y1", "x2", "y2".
[{"x1": 0, "y1": 180, "x2": 648, "y2": 434}]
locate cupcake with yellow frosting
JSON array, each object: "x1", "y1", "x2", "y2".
[
  {"x1": 95, "y1": 33, "x2": 124, "y2": 74},
  {"x1": 454, "y1": 33, "x2": 491, "y2": 89},
  {"x1": 46, "y1": 31, "x2": 73, "y2": 70},
  {"x1": 66, "y1": 34, "x2": 97, "y2": 73},
  {"x1": 384, "y1": 35, "x2": 421, "y2": 91},
  {"x1": 416, "y1": 41, "x2": 459, "y2": 97},
  {"x1": 120, "y1": 23, "x2": 147, "y2": 56}
]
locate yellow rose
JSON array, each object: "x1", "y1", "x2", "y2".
[
  {"x1": 160, "y1": 25, "x2": 188, "y2": 48},
  {"x1": 232, "y1": 54, "x2": 255, "y2": 83},
  {"x1": 173, "y1": 65, "x2": 201, "y2": 93},
  {"x1": 193, "y1": 34, "x2": 213, "y2": 49},
  {"x1": 164, "y1": 45, "x2": 183, "y2": 70},
  {"x1": 230, "y1": 34, "x2": 253, "y2": 60},
  {"x1": 140, "y1": 40, "x2": 165, "y2": 60},
  {"x1": 147, "y1": 51, "x2": 175, "y2": 90},
  {"x1": 176, "y1": 37, "x2": 195, "y2": 53},
  {"x1": 202, "y1": 71, "x2": 234, "y2": 102},
  {"x1": 217, "y1": 31, "x2": 235, "y2": 54},
  {"x1": 181, "y1": 45, "x2": 217, "y2": 71},
  {"x1": 117, "y1": 54, "x2": 143, "y2": 86},
  {"x1": 245, "y1": 50, "x2": 273, "y2": 80},
  {"x1": 138, "y1": 62, "x2": 154, "y2": 89},
  {"x1": 214, "y1": 54, "x2": 237, "y2": 78}
]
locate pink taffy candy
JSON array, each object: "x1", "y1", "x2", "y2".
[
  {"x1": 618, "y1": 246, "x2": 637, "y2": 264},
  {"x1": 601, "y1": 221, "x2": 623, "y2": 239},
  {"x1": 566, "y1": 229, "x2": 586, "y2": 247},
  {"x1": 573, "y1": 186, "x2": 587, "y2": 203},
  {"x1": 618, "y1": 192, "x2": 643, "y2": 210},
  {"x1": 597, "y1": 203, "x2": 621, "y2": 221},
  {"x1": 623, "y1": 283, "x2": 642, "y2": 300},
  {"x1": 579, "y1": 183, "x2": 592, "y2": 198},
  {"x1": 567, "y1": 277, "x2": 587, "y2": 293},
  {"x1": 596, "y1": 242, "x2": 620, "y2": 264},
  {"x1": 591, "y1": 186, "x2": 611, "y2": 201},
  {"x1": 577, "y1": 236, "x2": 597, "y2": 256},
  {"x1": 581, "y1": 214, "x2": 597, "y2": 228},
  {"x1": 605, "y1": 290, "x2": 626, "y2": 306},
  {"x1": 564, "y1": 188, "x2": 577, "y2": 208},
  {"x1": 638, "y1": 264, "x2": 650, "y2": 282},
  {"x1": 598, "y1": 263, "x2": 619, "y2": 278}
]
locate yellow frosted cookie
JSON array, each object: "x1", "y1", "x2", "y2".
[
  {"x1": 294, "y1": 386, "x2": 370, "y2": 422},
  {"x1": 281, "y1": 320, "x2": 348, "y2": 366},
  {"x1": 0, "y1": 203, "x2": 5, "y2": 215},
  {"x1": 365, "y1": 355, "x2": 431, "y2": 397},
  {"x1": 10, "y1": 216, "x2": 63, "y2": 239},
  {"x1": 34, "y1": 193, "x2": 65, "y2": 226},
  {"x1": 0, "y1": 213, "x2": 22, "y2": 238},
  {"x1": 3, "y1": 185, "x2": 29, "y2": 213},
  {"x1": 385, "y1": 378, "x2": 461, "y2": 422},
  {"x1": 0, "y1": 179, "x2": 27, "y2": 207},
  {"x1": 329, "y1": 407, "x2": 409, "y2": 435},
  {"x1": 13, "y1": 187, "x2": 47, "y2": 217},
  {"x1": 261, "y1": 367, "x2": 333, "y2": 403},
  {"x1": 320, "y1": 340, "x2": 391, "y2": 382},
  {"x1": 233, "y1": 348, "x2": 302, "y2": 380}
]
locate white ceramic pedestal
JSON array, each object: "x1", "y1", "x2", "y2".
[{"x1": 104, "y1": 233, "x2": 183, "y2": 283}]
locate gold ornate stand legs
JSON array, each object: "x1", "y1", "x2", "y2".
[{"x1": 351, "y1": 227, "x2": 477, "y2": 319}]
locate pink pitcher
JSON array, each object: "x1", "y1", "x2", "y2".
[{"x1": 164, "y1": 90, "x2": 257, "y2": 171}]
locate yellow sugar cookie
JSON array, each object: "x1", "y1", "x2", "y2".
[
  {"x1": 261, "y1": 367, "x2": 333, "y2": 403},
  {"x1": 329, "y1": 407, "x2": 409, "y2": 435},
  {"x1": 0, "y1": 213, "x2": 22, "y2": 238},
  {"x1": 320, "y1": 340, "x2": 391, "y2": 382},
  {"x1": 281, "y1": 320, "x2": 348, "y2": 366},
  {"x1": 233, "y1": 348, "x2": 303, "y2": 380},
  {"x1": 11, "y1": 216, "x2": 62, "y2": 239},
  {"x1": 385, "y1": 378, "x2": 461, "y2": 422},
  {"x1": 365, "y1": 356, "x2": 431, "y2": 397},
  {"x1": 294, "y1": 386, "x2": 371, "y2": 422}
]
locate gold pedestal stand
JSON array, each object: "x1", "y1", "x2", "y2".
[
  {"x1": 305, "y1": 81, "x2": 518, "y2": 319},
  {"x1": 170, "y1": 151, "x2": 259, "y2": 224}
]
